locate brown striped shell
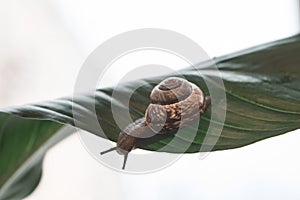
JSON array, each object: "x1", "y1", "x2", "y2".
[{"x1": 145, "y1": 77, "x2": 206, "y2": 134}]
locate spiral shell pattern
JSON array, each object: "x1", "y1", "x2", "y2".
[{"x1": 145, "y1": 77, "x2": 205, "y2": 134}]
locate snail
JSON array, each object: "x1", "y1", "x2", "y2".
[{"x1": 100, "y1": 77, "x2": 211, "y2": 169}]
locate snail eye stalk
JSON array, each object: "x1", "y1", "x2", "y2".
[
  {"x1": 100, "y1": 147, "x2": 128, "y2": 170},
  {"x1": 100, "y1": 147, "x2": 117, "y2": 155},
  {"x1": 122, "y1": 153, "x2": 128, "y2": 170}
]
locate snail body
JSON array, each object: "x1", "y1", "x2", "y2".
[{"x1": 101, "y1": 77, "x2": 211, "y2": 169}]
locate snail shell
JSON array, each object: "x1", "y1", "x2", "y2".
[
  {"x1": 100, "y1": 77, "x2": 211, "y2": 169},
  {"x1": 145, "y1": 77, "x2": 206, "y2": 133}
]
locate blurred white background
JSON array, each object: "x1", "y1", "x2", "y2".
[{"x1": 0, "y1": 0, "x2": 300, "y2": 199}]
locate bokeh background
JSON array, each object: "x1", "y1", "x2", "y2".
[{"x1": 0, "y1": 0, "x2": 299, "y2": 199}]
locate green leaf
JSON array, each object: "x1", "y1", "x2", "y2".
[
  {"x1": 1, "y1": 34, "x2": 300, "y2": 199},
  {"x1": 0, "y1": 113, "x2": 73, "y2": 200}
]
